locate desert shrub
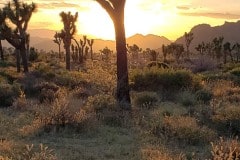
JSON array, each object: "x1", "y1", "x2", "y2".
[
  {"x1": 12, "y1": 90, "x2": 27, "y2": 110},
  {"x1": 0, "y1": 70, "x2": 19, "y2": 83},
  {"x1": 85, "y1": 94, "x2": 116, "y2": 113},
  {"x1": 177, "y1": 90, "x2": 197, "y2": 107},
  {"x1": 84, "y1": 94, "x2": 127, "y2": 127},
  {"x1": 19, "y1": 73, "x2": 43, "y2": 97},
  {"x1": 28, "y1": 47, "x2": 39, "y2": 62},
  {"x1": 72, "y1": 86, "x2": 97, "y2": 99},
  {"x1": 196, "y1": 89, "x2": 213, "y2": 104},
  {"x1": 34, "y1": 97, "x2": 73, "y2": 133},
  {"x1": 34, "y1": 62, "x2": 51, "y2": 73},
  {"x1": 155, "y1": 116, "x2": 216, "y2": 145},
  {"x1": 191, "y1": 56, "x2": 217, "y2": 73},
  {"x1": 54, "y1": 71, "x2": 87, "y2": 89},
  {"x1": 0, "y1": 61, "x2": 15, "y2": 68},
  {"x1": 230, "y1": 67, "x2": 240, "y2": 77},
  {"x1": 209, "y1": 137, "x2": 240, "y2": 160},
  {"x1": 212, "y1": 105, "x2": 240, "y2": 136},
  {"x1": 12, "y1": 144, "x2": 57, "y2": 160},
  {"x1": 147, "y1": 61, "x2": 169, "y2": 69},
  {"x1": 0, "y1": 75, "x2": 7, "y2": 83},
  {"x1": 211, "y1": 80, "x2": 240, "y2": 103},
  {"x1": 131, "y1": 68, "x2": 202, "y2": 92},
  {"x1": 133, "y1": 91, "x2": 158, "y2": 109},
  {"x1": 35, "y1": 82, "x2": 60, "y2": 103},
  {"x1": 0, "y1": 82, "x2": 21, "y2": 107}
]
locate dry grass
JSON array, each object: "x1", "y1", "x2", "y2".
[{"x1": 2, "y1": 58, "x2": 240, "y2": 160}]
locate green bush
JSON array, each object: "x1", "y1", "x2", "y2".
[
  {"x1": 177, "y1": 90, "x2": 197, "y2": 107},
  {"x1": 230, "y1": 67, "x2": 240, "y2": 77},
  {"x1": 29, "y1": 47, "x2": 39, "y2": 62},
  {"x1": 133, "y1": 91, "x2": 158, "y2": 109},
  {"x1": 85, "y1": 94, "x2": 116, "y2": 113},
  {"x1": 212, "y1": 105, "x2": 240, "y2": 135},
  {"x1": 196, "y1": 89, "x2": 213, "y2": 104},
  {"x1": 131, "y1": 68, "x2": 202, "y2": 92},
  {"x1": 35, "y1": 82, "x2": 60, "y2": 103},
  {"x1": 154, "y1": 116, "x2": 216, "y2": 145},
  {"x1": 0, "y1": 61, "x2": 15, "y2": 68},
  {"x1": 0, "y1": 82, "x2": 21, "y2": 107}
]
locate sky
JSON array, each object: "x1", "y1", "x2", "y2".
[{"x1": 2, "y1": 0, "x2": 240, "y2": 40}]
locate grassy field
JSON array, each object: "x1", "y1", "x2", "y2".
[{"x1": 1, "y1": 53, "x2": 240, "y2": 160}]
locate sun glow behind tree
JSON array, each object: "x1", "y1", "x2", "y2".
[{"x1": 27, "y1": 0, "x2": 240, "y2": 41}]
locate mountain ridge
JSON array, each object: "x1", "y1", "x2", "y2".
[
  {"x1": 175, "y1": 20, "x2": 240, "y2": 51},
  {"x1": 2, "y1": 30, "x2": 172, "y2": 52}
]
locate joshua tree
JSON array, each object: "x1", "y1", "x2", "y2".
[
  {"x1": 100, "y1": 47, "x2": 112, "y2": 62},
  {"x1": 59, "y1": 11, "x2": 78, "y2": 70},
  {"x1": 162, "y1": 44, "x2": 169, "y2": 63},
  {"x1": 127, "y1": 44, "x2": 142, "y2": 67},
  {"x1": 184, "y1": 32, "x2": 194, "y2": 59},
  {"x1": 80, "y1": 35, "x2": 87, "y2": 63},
  {"x1": 232, "y1": 43, "x2": 240, "y2": 62},
  {"x1": 212, "y1": 36, "x2": 224, "y2": 62},
  {"x1": 87, "y1": 39, "x2": 94, "y2": 61},
  {"x1": 96, "y1": 0, "x2": 131, "y2": 108},
  {"x1": 206, "y1": 42, "x2": 214, "y2": 58},
  {"x1": 167, "y1": 43, "x2": 184, "y2": 63},
  {"x1": 223, "y1": 42, "x2": 232, "y2": 64},
  {"x1": 195, "y1": 42, "x2": 206, "y2": 55},
  {"x1": 53, "y1": 32, "x2": 62, "y2": 59},
  {"x1": 73, "y1": 35, "x2": 88, "y2": 64},
  {"x1": 0, "y1": 0, "x2": 36, "y2": 72}
]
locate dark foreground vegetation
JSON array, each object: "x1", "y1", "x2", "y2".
[{"x1": 1, "y1": 43, "x2": 240, "y2": 159}]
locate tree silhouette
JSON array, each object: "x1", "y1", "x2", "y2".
[
  {"x1": 100, "y1": 47, "x2": 112, "y2": 62},
  {"x1": 212, "y1": 37, "x2": 224, "y2": 62},
  {"x1": 0, "y1": 9, "x2": 5, "y2": 61},
  {"x1": 184, "y1": 32, "x2": 194, "y2": 59},
  {"x1": 232, "y1": 43, "x2": 240, "y2": 62},
  {"x1": 80, "y1": 35, "x2": 87, "y2": 63},
  {"x1": 96, "y1": 0, "x2": 131, "y2": 108},
  {"x1": 87, "y1": 39, "x2": 94, "y2": 61},
  {"x1": 195, "y1": 42, "x2": 206, "y2": 55},
  {"x1": 127, "y1": 44, "x2": 142, "y2": 68},
  {"x1": 59, "y1": 11, "x2": 78, "y2": 70},
  {"x1": 53, "y1": 32, "x2": 62, "y2": 59},
  {"x1": 162, "y1": 44, "x2": 168, "y2": 62},
  {"x1": 0, "y1": 0, "x2": 36, "y2": 72},
  {"x1": 72, "y1": 35, "x2": 88, "y2": 64},
  {"x1": 205, "y1": 42, "x2": 214, "y2": 59},
  {"x1": 223, "y1": 42, "x2": 232, "y2": 64}
]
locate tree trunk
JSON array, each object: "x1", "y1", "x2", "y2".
[
  {"x1": 113, "y1": 14, "x2": 131, "y2": 108},
  {"x1": 15, "y1": 49, "x2": 21, "y2": 72},
  {"x1": 66, "y1": 44, "x2": 71, "y2": 70},
  {"x1": 0, "y1": 40, "x2": 4, "y2": 61},
  {"x1": 20, "y1": 46, "x2": 29, "y2": 72},
  {"x1": 58, "y1": 44, "x2": 61, "y2": 59}
]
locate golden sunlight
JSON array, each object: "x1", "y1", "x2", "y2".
[{"x1": 28, "y1": 0, "x2": 240, "y2": 41}]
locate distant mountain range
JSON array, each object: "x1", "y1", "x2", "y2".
[
  {"x1": 175, "y1": 20, "x2": 240, "y2": 52},
  {"x1": 2, "y1": 29, "x2": 171, "y2": 53},
  {"x1": 2, "y1": 20, "x2": 240, "y2": 53}
]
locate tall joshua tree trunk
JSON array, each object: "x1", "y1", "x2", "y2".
[
  {"x1": 15, "y1": 49, "x2": 20, "y2": 72},
  {"x1": 20, "y1": 41, "x2": 28, "y2": 72},
  {"x1": 0, "y1": 40, "x2": 3, "y2": 61},
  {"x1": 114, "y1": 18, "x2": 131, "y2": 107},
  {"x1": 59, "y1": 12, "x2": 78, "y2": 71},
  {"x1": 96, "y1": 0, "x2": 131, "y2": 109}
]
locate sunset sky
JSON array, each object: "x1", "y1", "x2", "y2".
[{"x1": 3, "y1": 0, "x2": 240, "y2": 40}]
